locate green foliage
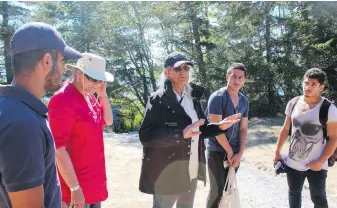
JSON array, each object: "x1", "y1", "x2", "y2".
[
  {"x1": 118, "y1": 109, "x2": 143, "y2": 133},
  {"x1": 1, "y1": 1, "x2": 337, "y2": 129},
  {"x1": 110, "y1": 97, "x2": 144, "y2": 133}
]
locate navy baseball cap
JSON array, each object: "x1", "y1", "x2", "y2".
[
  {"x1": 164, "y1": 52, "x2": 194, "y2": 68},
  {"x1": 10, "y1": 22, "x2": 82, "y2": 60}
]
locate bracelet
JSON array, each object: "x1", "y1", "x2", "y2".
[{"x1": 70, "y1": 184, "x2": 81, "y2": 192}]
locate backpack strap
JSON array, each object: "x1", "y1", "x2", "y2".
[
  {"x1": 288, "y1": 96, "x2": 300, "y2": 136},
  {"x1": 319, "y1": 99, "x2": 331, "y2": 140},
  {"x1": 319, "y1": 98, "x2": 337, "y2": 167}
]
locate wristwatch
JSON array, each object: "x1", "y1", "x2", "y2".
[{"x1": 70, "y1": 184, "x2": 81, "y2": 192}]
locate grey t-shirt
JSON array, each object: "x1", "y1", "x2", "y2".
[
  {"x1": 206, "y1": 88, "x2": 249, "y2": 153},
  {"x1": 0, "y1": 86, "x2": 61, "y2": 208}
]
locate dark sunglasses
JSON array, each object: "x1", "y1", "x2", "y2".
[
  {"x1": 85, "y1": 74, "x2": 102, "y2": 83},
  {"x1": 173, "y1": 65, "x2": 190, "y2": 72}
]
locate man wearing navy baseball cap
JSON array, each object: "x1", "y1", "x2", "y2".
[
  {"x1": 0, "y1": 22, "x2": 81, "y2": 208},
  {"x1": 163, "y1": 52, "x2": 194, "y2": 68},
  {"x1": 138, "y1": 51, "x2": 241, "y2": 208}
]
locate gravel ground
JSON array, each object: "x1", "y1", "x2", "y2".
[
  {"x1": 236, "y1": 164, "x2": 337, "y2": 208},
  {"x1": 101, "y1": 132, "x2": 337, "y2": 208}
]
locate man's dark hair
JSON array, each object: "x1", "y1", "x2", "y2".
[
  {"x1": 304, "y1": 68, "x2": 326, "y2": 85},
  {"x1": 227, "y1": 63, "x2": 247, "y2": 77},
  {"x1": 11, "y1": 49, "x2": 58, "y2": 76}
]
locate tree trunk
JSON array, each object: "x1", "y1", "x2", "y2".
[
  {"x1": 323, "y1": 62, "x2": 337, "y2": 102},
  {"x1": 2, "y1": 2, "x2": 12, "y2": 83},
  {"x1": 186, "y1": 2, "x2": 209, "y2": 98},
  {"x1": 265, "y1": 2, "x2": 274, "y2": 116},
  {"x1": 130, "y1": 2, "x2": 157, "y2": 92}
]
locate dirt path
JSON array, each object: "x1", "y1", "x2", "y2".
[{"x1": 101, "y1": 117, "x2": 337, "y2": 207}]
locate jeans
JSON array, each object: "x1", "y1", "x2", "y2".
[
  {"x1": 206, "y1": 151, "x2": 239, "y2": 208},
  {"x1": 152, "y1": 179, "x2": 198, "y2": 208},
  {"x1": 64, "y1": 202, "x2": 101, "y2": 208},
  {"x1": 287, "y1": 167, "x2": 328, "y2": 208}
]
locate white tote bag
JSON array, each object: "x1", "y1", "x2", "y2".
[{"x1": 219, "y1": 167, "x2": 241, "y2": 208}]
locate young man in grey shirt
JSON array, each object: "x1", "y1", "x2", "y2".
[
  {"x1": 274, "y1": 68, "x2": 337, "y2": 208},
  {"x1": 206, "y1": 63, "x2": 249, "y2": 208},
  {"x1": 0, "y1": 22, "x2": 81, "y2": 208}
]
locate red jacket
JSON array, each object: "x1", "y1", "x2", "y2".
[{"x1": 48, "y1": 82, "x2": 108, "y2": 204}]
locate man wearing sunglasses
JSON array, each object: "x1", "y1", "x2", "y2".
[
  {"x1": 48, "y1": 53, "x2": 114, "y2": 208},
  {"x1": 274, "y1": 68, "x2": 337, "y2": 208},
  {"x1": 138, "y1": 52, "x2": 241, "y2": 208}
]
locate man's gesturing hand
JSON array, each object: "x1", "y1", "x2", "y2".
[
  {"x1": 183, "y1": 119, "x2": 205, "y2": 139},
  {"x1": 218, "y1": 113, "x2": 241, "y2": 130}
]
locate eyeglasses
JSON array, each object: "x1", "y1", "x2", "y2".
[
  {"x1": 173, "y1": 65, "x2": 190, "y2": 73},
  {"x1": 85, "y1": 74, "x2": 102, "y2": 83}
]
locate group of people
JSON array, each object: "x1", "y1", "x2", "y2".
[
  {"x1": 0, "y1": 21, "x2": 335, "y2": 208},
  {"x1": 137, "y1": 47, "x2": 337, "y2": 208},
  {"x1": 138, "y1": 54, "x2": 247, "y2": 208},
  {"x1": 0, "y1": 22, "x2": 114, "y2": 208}
]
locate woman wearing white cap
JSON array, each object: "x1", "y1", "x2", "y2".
[{"x1": 48, "y1": 53, "x2": 114, "y2": 208}]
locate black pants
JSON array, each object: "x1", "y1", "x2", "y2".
[
  {"x1": 287, "y1": 167, "x2": 328, "y2": 208},
  {"x1": 206, "y1": 151, "x2": 239, "y2": 208}
]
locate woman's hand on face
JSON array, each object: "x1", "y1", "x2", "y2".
[{"x1": 96, "y1": 81, "x2": 107, "y2": 97}]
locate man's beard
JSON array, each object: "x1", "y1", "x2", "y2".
[{"x1": 44, "y1": 66, "x2": 62, "y2": 92}]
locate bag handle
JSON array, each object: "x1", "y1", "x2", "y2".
[
  {"x1": 224, "y1": 167, "x2": 235, "y2": 193},
  {"x1": 229, "y1": 168, "x2": 237, "y2": 190},
  {"x1": 224, "y1": 169, "x2": 230, "y2": 192},
  {"x1": 231, "y1": 168, "x2": 238, "y2": 189}
]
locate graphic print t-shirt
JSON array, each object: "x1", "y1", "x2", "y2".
[{"x1": 285, "y1": 97, "x2": 337, "y2": 171}]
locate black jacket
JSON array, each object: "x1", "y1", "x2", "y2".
[{"x1": 138, "y1": 78, "x2": 225, "y2": 195}]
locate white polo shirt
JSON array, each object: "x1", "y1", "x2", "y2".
[{"x1": 173, "y1": 88, "x2": 199, "y2": 180}]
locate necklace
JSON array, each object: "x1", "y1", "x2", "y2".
[{"x1": 84, "y1": 94, "x2": 89, "y2": 103}]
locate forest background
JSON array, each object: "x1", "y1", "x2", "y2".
[{"x1": 1, "y1": 1, "x2": 337, "y2": 132}]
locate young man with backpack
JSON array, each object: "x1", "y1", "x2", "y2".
[
  {"x1": 274, "y1": 68, "x2": 337, "y2": 208},
  {"x1": 206, "y1": 63, "x2": 249, "y2": 208}
]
